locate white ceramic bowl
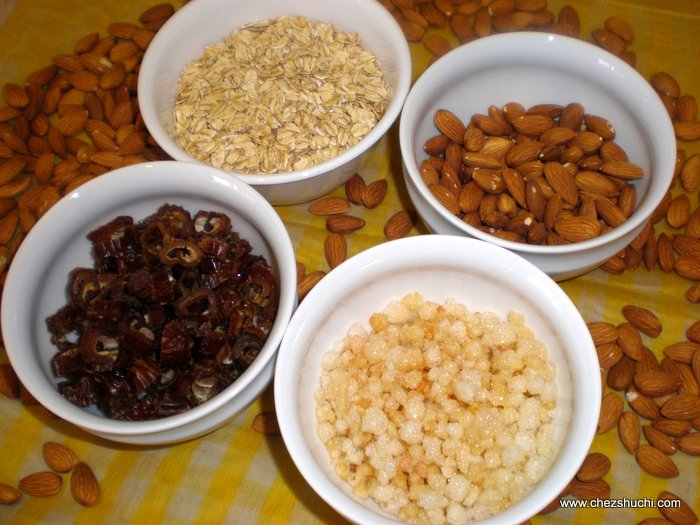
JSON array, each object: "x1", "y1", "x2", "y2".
[
  {"x1": 400, "y1": 32, "x2": 676, "y2": 281},
  {"x1": 138, "y1": 0, "x2": 411, "y2": 206},
  {"x1": 275, "y1": 235, "x2": 600, "y2": 525},
  {"x1": 1, "y1": 161, "x2": 297, "y2": 445}
]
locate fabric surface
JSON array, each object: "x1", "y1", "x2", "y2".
[{"x1": 1, "y1": 1, "x2": 699, "y2": 523}]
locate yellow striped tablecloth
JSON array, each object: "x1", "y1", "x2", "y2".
[{"x1": 1, "y1": 1, "x2": 699, "y2": 523}]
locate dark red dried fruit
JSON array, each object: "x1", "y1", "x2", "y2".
[{"x1": 48, "y1": 203, "x2": 279, "y2": 421}]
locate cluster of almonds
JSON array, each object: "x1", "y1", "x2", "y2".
[
  {"x1": 380, "y1": 0, "x2": 637, "y2": 67},
  {"x1": 295, "y1": 172, "x2": 417, "y2": 301},
  {"x1": 583, "y1": 305, "x2": 699, "y2": 524},
  {"x1": 423, "y1": 102, "x2": 643, "y2": 244},
  {"x1": 0, "y1": 441, "x2": 100, "y2": 507},
  {"x1": 601, "y1": 69, "x2": 700, "y2": 302},
  {"x1": 0, "y1": 3, "x2": 177, "y2": 306}
]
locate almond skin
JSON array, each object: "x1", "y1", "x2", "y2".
[
  {"x1": 660, "y1": 393, "x2": 700, "y2": 420},
  {"x1": 433, "y1": 109, "x2": 466, "y2": 144},
  {"x1": 18, "y1": 471, "x2": 63, "y2": 496},
  {"x1": 42, "y1": 441, "x2": 78, "y2": 473},
  {"x1": 70, "y1": 462, "x2": 100, "y2": 507},
  {"x1": 633, "y1": 371, "x2": 681, "y2": 397},
  {"x1": 0, "y1": 363, "x2": 20, "y2": 399},
  {"x1": 676, "y1": 432, "x2": 700, "y2": 455},
  {"x1": 297, "y1": 270, "x2": 325, "y2": 302}
]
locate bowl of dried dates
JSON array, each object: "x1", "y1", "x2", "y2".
[
  {"x1": 1, "y1": 161, "x2": 297, "y2": 445},
  {"x1": 399, "y1": 32, "x2": 676, "y2": 281},
  {"x1": 138, "y1": 0, "x2": 411, "y2": 205}
]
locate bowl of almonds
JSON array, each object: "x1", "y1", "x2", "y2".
[
  {"x1": 1, "y1": 161, "x2": 297, "y2": 445},
  {"x1": 275, "y1": 235, "x2": 600, "y2": 525},
  {"x1": 137, "y1": 0, "x2": 411, "y2": 205},
  {"x1": 399, "y1": 32, "x2": 676, "y2": 281}
]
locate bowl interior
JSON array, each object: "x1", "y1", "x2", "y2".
[
  {"x1": 2, "y1": 161, "x2": 296, "y2": 435},
  {"x1": 276, "y1": 236, "x2": 599, "y2": 524},
  {"x1": 400, "y1": 32, "x2": 675, "y2": 253},
  {"x1": 139, "y1": 0, "x2": 411, "y2": 185}
]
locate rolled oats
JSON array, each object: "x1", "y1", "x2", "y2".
[{"x1": 173, "y1": 16, "x2": 388, "y2": 173}]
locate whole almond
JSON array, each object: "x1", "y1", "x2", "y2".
[
  {"x1": 361, "y1": 179, "x2": 388, "y2": 209},
  {"x1": 618, "y1": 411, "x2": 641, "y2": 454},
  {"x1": 251, "y1": 410, "x2": 281, "y2": 435},
  {"x1": 0, "y1": 363, "x2": 20, "y2": 399},
  {"x1": 605, "y1": 16, "x2": 634, "y2": 42},
  {"x1": 642, "y1": 425, "x2": 677, "y2": 455},
  {"x1": 568, "y1": 478, "x2": 611, "y2": 500},
  {"x1": 18, "y1": 471, "x2": 62, "y2": 496},
  {"x1": 0, "y1": 482, "x2": 21, "y2": 505},
  {"x1": 587, "y1": 321, "x2": 618, "y2": 346},
  {"x1": 326, "y1": 214, "x2": 365, "y2": 234},
  {"x1": 434, "y1": 109, "x2": 466, "y2": 144},
  {"x1": 634, "y1": 371, "x2": 681, "y2": 397},
  {"x1": 652, "y1": 418, "x2": 692, "y2": 437},
  {"x1": 622, "y1": 305, "x2": 662, "y2": 338},
  {"x1": 674, "y1": 121, "x2": 700, "y2": 141},
  {"x1": 429, "y1": 183, "x2": 460, "y2": 215},
  {"x1": 554, "y1": 216, "x2": 601, "y2": 243},
  {"x1": 324, "y1": 233, "x2": 346, "y2": 269},
  {"x1": 2, "y1": 83, "x2": 30, "y2": 109},
  {"x1": 635, "y1": 444, "x2": 679, "y2": 478},
  {"x1": 344, "y1": 173, "x2": 366, "y2": 205},
  {"x1": 297, "y1": 270, "x2": 325, "y2": 302},
  {"x1": 680, "y1": 153, "x2": 700, "y2": 192},
  {"x1": 660, "y1": 393, "x2": 700, "y2": 420},
  {"x1": 626, "y1": 385, "x2": 661, "y2": 420},
  {"x1": 598, "y1": 391, "x2": 624, "y2": 433},
  {"x1": 70, "y1": 462, "x2": 100, "y2": 507},
  {"x1": 55, "y1": 108, "x2": 88, "y2": 136},
  {"x1": 42, "y1": 442, "x2": 78, "y2": 473},
  {"x1": 674, "y1": 255, "x2": 700, "y2": 280},
  {"x1": 596, "y1": 342, "x2": 622, "y2": 369},
  {"x1": 658, "y1": 490, "x2": 698, "y2": 525},
  {"x1": 607, "y1": 355, "x2": 637, "y2": 391},
  {"x1": 308, "y1": 196, "x2": 351, "y2": 216},
  {"x1": 663, "y1": 341, "x2": 700, "y2": 364},
  {"x1": 384, "y1": 210, "x2": 415, "y2": 240},
  {"x1": 676, "y1": 432, "x2": 700, "y2": 455},
  {"x1": 592, "y1": 28, "x2": 625, "y2": 55},
  {"x1": 575, "y1": 452, "x2": 611, "y2": 482},
  {"x1": 651, "y1": 71, "x2": 681, "y2": 98}
]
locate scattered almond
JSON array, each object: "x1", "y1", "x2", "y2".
[
  {"x1": 575, "y1": 452, "x2": 611, "y2": 482},
  {"x1": 635, "y1": 444, "x2": 679, "y2": 478},
  {"x1": 361, "y1": 179, "x2": 388, "y2": 209},
  {"x1": 598, "y1": 391, "x2": 624, "y2": 433},
  {"x1": 0, "y1": 363, "x2": 20, "y2": 398},
  {"x1": 384, "y1": 210, "x2": 415, "y2": 240},
  {"x1": 251, "y1": 410, "x2": 281, "y2": 436},
  {"x1": 307, "y1": 196, "x2": 351, "y2": 216},
  {"x1": 657, "y1": 490, "x2": 698, "y2": 525},
  {"x1": 326, "y1": 214, "x2": 365, "y2": 234},
  {"x1": 42, "y1": 442, "x2": 79, "y2": 473},
  {"x1": 70, "y1": 462, "x2": 100, "y2": 507},
  {"x1": 0, "y1": 482, "x2": 21, "y2": 505},
  {"x1": 618, "y1": 411, "x2": 641, "y2": 454},
  {"x1": 297, "y1": 270, "x2": 325, "y2": 302},
  {"x1": 18, "y1": 471, "x2": 62, "y2": 496},
  {"x1": 324, "y1": 233, "x2": 346, "y2": 269},
  {"x1": 622, "y1": 304, "x2": 662, "y2": 338}
]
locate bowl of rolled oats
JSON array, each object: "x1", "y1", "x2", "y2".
[
  {"x1": 138, "y1": 0, "x2": 411, "y2": 205},
  {"x1": 399, "y1": 32, "x2": 676, "y2": 281},
  {"x1": 274, "y1": 235, "x2": 600, "y2": 525},
  {"x1": 1, "y1": 161, "x2": 298, "y2": 445}
]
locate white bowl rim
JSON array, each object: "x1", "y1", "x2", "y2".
[
  {"x1": 399, "y1": 31, "x2": 676, "y2": 254},
  {"x1": 138, "y1": 0, "x2": 412, "y2": 188},
  {"x1": 1, "y1": 160, "x2": 297, "y2": 435},
  {"x1": 274, "y1": 234, "x2": 600, "y2": 525}
]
